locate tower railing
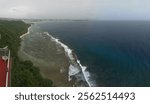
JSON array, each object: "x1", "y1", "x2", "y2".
[{"x1": 5, "y1": 50, "x2": 10, "y2": 87}]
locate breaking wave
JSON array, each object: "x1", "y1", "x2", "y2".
[{"x1": 44, "y1": 32, "x2": 96, "y2": 87}]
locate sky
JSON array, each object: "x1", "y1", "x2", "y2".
[{"x1": 0, "y1": 0, "x2": 150, "y2": 20}]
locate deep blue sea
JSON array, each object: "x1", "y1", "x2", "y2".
[{"x1": 38, "y1": 21, "x2": 150, "y2": 87}]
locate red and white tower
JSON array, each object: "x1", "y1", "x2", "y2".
[{"x1": 0, "y1": 47, "x2": 11, "y2": 87}]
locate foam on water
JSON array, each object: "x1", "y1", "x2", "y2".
[
  {"x1": 68, "y1": 64, "x2": 80, "y2": 81},
  {"x1": 77, "y1": 60, "x2": 96, "y2": 87},
  {"x1": 44, "y1": 32, "x2": 96, "y2": 87}
]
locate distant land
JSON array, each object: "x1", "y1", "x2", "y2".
[{"x1": 0, "y1": 17, "x2": 88, "y2": 22}]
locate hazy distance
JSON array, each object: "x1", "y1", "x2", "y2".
[{"x1": 0, "y1": 0, "x2": 150, "y2": 20}]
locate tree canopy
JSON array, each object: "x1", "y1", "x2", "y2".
[{"x1": 0, "y1": 20, "x2": 53, "y2": 87}]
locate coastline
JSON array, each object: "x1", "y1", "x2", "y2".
[
  {"x1": 18, "y1": 22, "x2": 95, "y2": 87},
  {"x1": 45, "y1": 32, "x2": 94, "y2": 86},
  {"x1": 20, "y1": 24, "x2": 32, "y2": 38},
  {"x1": 0, "y1": 20, "x2": 53, "y2": 86},
  {"x1": 18, "y1": 23, "x2": 75, "y2": 86}
]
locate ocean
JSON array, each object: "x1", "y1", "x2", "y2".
[{"x1": 22, "y1": 20, "x2": 150, "y2": 87}]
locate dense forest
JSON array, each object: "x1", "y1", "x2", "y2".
[{"x1": 0, "y1": 20, "x2": 53, "y2": 86}]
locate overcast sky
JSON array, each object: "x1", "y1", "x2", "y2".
[{"x1": 0, "y1": 0, "x2": 150, "y2": 20}]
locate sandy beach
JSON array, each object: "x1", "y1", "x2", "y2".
[{"x1": 20, "y1": 24, "x2": 32, "y2": 38}]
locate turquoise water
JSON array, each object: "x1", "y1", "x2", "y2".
[{"x1": 37, "y1": 21, "x2": 150, "y2": 87}]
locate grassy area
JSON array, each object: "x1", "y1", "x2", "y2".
[{"x1": 0, "y1": 20, "x2": 53, "y2": 87}]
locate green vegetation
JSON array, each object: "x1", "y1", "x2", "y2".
[{"x1": 0, "y1": 20, "x2": 53, "y2": 87}]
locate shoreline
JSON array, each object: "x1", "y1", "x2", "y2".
[
  {"x1": 18, "y1": 23, "x2": 75, "y2": 86},
  {"x1": 19, "y1": 22, "x2": 95, "y2": 87},
  {"x1": 0, "y1": 20, "x2": 53, "y2": 86},
  {"x1": 20, "y1": 24, "x2": 32, "y2": 38},
  {"x1": 45, "y1": 32, "x2": 95, "y2": 87}
]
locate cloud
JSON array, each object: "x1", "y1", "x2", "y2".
[
  {"x1": 7, "y1": 6, "x2": 35, "y2": 18},
  {"x1": 0, "y1": 0, "x2": 150, "y2": 20}
]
